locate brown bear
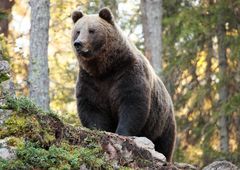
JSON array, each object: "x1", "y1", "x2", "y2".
[{"x1": 71, "y1": 7, "x2": 176, "y2": 162}]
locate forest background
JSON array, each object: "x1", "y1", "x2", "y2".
[{"x1": 0, "y1": 0, "x2": 240, "y2": 167}]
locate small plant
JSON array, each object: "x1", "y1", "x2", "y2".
[
  {"x1": 0, "y1": 158, "x2": 27, "y2": 170},
  {"x1": 0, "y1": 73, "x2": 10, "y2": 83},
  {"x1": 4, "y1": 96, "x2": 42, "y2": 115},
  {"x1": 0, "y1": 35, "x2": 10, "y2": 61},
  {"x1": 2, "y1": 96, "x2": 60, "y2": 119},
  {"x1": 0, "y1": 141, "x2": 113, "y2": 170}
]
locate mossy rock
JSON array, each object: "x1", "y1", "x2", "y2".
[
  {"x1": 0, "y1": 96, "x2": 176, "y2": 170},
  {"x1": 0, "y1": 96, "x2": 119, "y2": 169},
  {"x1": 0, "y1": 114, "x2": 113, "y2": 169}
]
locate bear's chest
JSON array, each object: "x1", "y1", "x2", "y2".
[{"x1": 77, "y1": 74, "x2": 116, "y2": 114}]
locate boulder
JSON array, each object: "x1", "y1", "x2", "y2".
[{"x1": 203, "y1": 160, "x2": 239, "y2": 170}]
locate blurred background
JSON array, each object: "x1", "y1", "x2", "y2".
[{"x1": 0, "y1": 0, "x2": 239, "y2": 167}]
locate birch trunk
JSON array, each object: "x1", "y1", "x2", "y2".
[
  {"x1": 28, "y1": 0, "x2": 50, "y2": 111},
  {"x1": 217, "y1": 10, "x2": 229, "y2": 153},
  {"x1": 140, "y1": 0, "x2": 162, "y2": 73},
  {"x1": 98, "y1": 0, "x2": 117, "y2": 18}
]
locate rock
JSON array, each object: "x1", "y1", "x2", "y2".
[
  {"x1": 203, "y1": 160, "x2": 239, "y2": 170},
  {"x1": 0, "y1": 60, "x2": 10, "y2": 74},
  {"x1": 174, "y1": 162, "x2": 198, "y2": 170},
  {"x1": 0, "y1": 60, "x2": 14, "y2": 96},
  {"x1": 0, "y1": 49, "x2": 15, "y2": 126},
  {"x1": 79, "y1": 164, "x2": 89, "y2": 170},
  {"x1": 132, "y1": 137, "x2": 155, "y2": 150},
  {"x1": 0, "y1": 109, "x2": 13, "y2": 125},
  {"x1": 99, "y1": 133, "x2": 178, "y2": 169},
  {"x1": 1, "y1": 79, "x2": 15, "y2": 95},
  {"x1": 132, "y1": 137, "x2": 166, "y2": 162},
  {"x1": 0, "y1": 138, "x2": 16, "y2": 160},
  {"x1": 0, "y1": 148, "x2": 15, "y2": 160}
]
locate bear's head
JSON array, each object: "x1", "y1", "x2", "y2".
[
  {"x1": 71, "y1": 7, "x2": 117, "y2": 60},
  {"x1": 71, "y1": 7, "x2": 135, "y2": 77}
]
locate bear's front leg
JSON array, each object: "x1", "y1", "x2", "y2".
[
  {"x1": 77, "y1": 97, "x2": 114, "y2": 132},
  {"x1": 114, "y1": 77, "x2": 151, "y2": 136}
]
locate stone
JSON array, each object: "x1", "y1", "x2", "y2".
[
  {"x1": 203, "y1": 160, "x2": 239, "y2": 170},
  {"x1": 132, "y1": 137, "x2": 166, "y2": 162},
  {"x1": 132, "y1": 137, "x2": 155, "y2": 150},
  {"x1": 174, "y1": 162, "x2": 198, "y2": 170},
  {"x1": 0, "y1": 109, "x2": 13, "y2": 125},
  {"x1": 0, "y1": 138, "x2": 16, "y2": 160},
  {"x1": 0, "y1": 60, "x2": 10, "y2": 74}
]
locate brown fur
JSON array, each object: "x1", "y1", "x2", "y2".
[{"x1": 71, "y1": 8, "x2": 176, "y2": 162}]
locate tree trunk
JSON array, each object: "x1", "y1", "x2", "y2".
[
  {"x1": 140, "y1": 0, "x2": 162, "y2": 73},
  {"x1": 98, "y1": 0, "x2": 117, "y2": 18},
  {"x1": 98, "y1": 0, "x2": 105, "y2": 9},
  {"x1": 0, "y1": 0, "x2": 14, "y2": 37},
  {"x1": 233, "y1": 113, "x2": 240, "y2": 151},
  {"x1": 217, "y1": 8, "x2": 229, "y2": 153},
  {"x1": 28, "y1": 0, "x2": 50, "y2": 111}
]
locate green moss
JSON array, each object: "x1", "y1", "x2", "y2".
[
  {"x1": 0, "y1": 73, "x2": 10, "y2": 83},
  {"x1": 6, "y1": 137, "x2": 24, "y2": 148},
  {"x1": 58, "y1": 164, "x2": 71, "y2": 170},
  {"x1": 4, "y1": 96, "x2": 42, "y2": 115},
  {"x1": 1, "y1": 96, "x2": 60, "y2": 120},
  {"x1": 43, "y1": 132, "x2": 55, "y2": 144},
  {"x1": 0, "y1": 114, "x2": 28, "y2": 138},
  {"x1": 0, "y1": 111, "x2": 45, "y2": 140},
  {"x1": 0, "y1": 158, "x2": 28, "y2": 170},
  {"x1": 0, "y1": 112, "x2": 56, "y2": 149},
  {"x1": 45, "y1": 110, "x2": 59, "y2": 119},
  {"x1": 0, "y1": 142, "x2": 112, "y2": 170},
  {"x1": 78, "y1": 146, "x2": 106, "y2": 168},
  {"x1": 0, "y1": 35, "x2": 10, "y2": 61}
]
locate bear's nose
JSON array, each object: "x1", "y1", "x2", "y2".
[{"x1": 74, "y1": 41, "x2": 83, "y2": 49}]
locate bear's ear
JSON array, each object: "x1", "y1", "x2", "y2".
[
  {"x1": 72, "y1": 9, "x2": 84, "y2": 23},
  {"x1": 99, "y1": 7, "x2": 114, "y2": 24}
]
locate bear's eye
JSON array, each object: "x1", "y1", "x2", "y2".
[
  {"x1": 89, "y1": 29, "x2": 95, "y2": 34},
  {"x1": 76, "y1": 31, "x2": 80, "y2": 35}
]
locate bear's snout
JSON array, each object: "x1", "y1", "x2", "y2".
[
  {"x1": 74, "y1": 40, "x2": 90, "y2": 56},
  {"x1": 74, "y1": 40, "x2": 83, "y2": 50}
]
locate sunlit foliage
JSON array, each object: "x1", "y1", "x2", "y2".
[{"x1": 163, "y1": 0, "x2": 240, "y2": 166}]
